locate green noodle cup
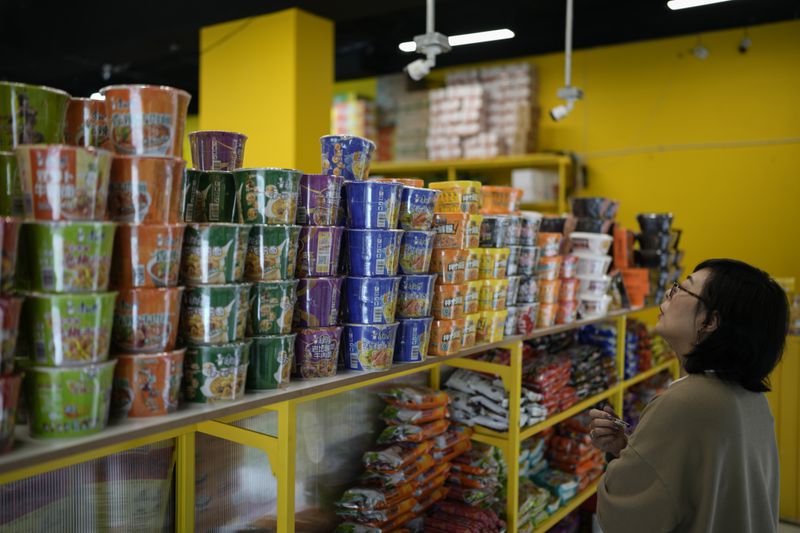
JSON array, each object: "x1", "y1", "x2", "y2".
[
  {"x1": 247, "y1": 280, "x2": 299, "y2": 336},
  {"x1": 0, "y1": 82, "x2": 71, "y2": 151},
  {"x1": 0, "y1": 151, "x2": 25, "y2": 217},
  {"x1": 20, "y1": 292, "x2": 117, "y2": 366},
  {"x1": 247, "y1": 334, "x2": 295, "y2": 390},
  {"x1": 26, "y1": 359, "x2": 116, "y2": 438},
  {"x1": 182, "y1": 341, "x2": 250, "y2": 403},
  {"x1": 244, "y1": 224, "x2": 301, "y2": 281},
  {"x1": 180, "y1": 223, "x2": 249, "y2": 285},
  {"x1": 233, "y1": 168, "x2": 301, "y2": 224},
  {"x1": 180, "y1": 283, "x2": 251, "y2": 344},
  {"x1": 18, "y1": 221, "x2": 116, "y2": 293}
]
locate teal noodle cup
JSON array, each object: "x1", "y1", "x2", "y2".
[
  {"x1": 232, "y1": 168, "x2": 302, "y2": 225},
  {"x1": 183, "y1": 169, "x2": 237, "y2": 223},
  {"x1": 246, "y1": 334, "x2": 295, "y2": 390}
]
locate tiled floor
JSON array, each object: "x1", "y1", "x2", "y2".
[{"x1": 780, "y1": 522, "x2": 800, "y2": 533}]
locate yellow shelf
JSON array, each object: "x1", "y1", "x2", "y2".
[
  {"x1": 622, "y1": 359, "x2": 678, "y2": 389},
  {"x1": 532, "y1": 479, "x2": 602, "y2": 533},
  {"x1": 371, "y1": 153, "x2": 571, "y2": 174}
]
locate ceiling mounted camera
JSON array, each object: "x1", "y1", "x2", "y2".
[{"x1": 550, "y1": 0, "x2": 584, "y2": 122}]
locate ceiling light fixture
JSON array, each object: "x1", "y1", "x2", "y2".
[
  {"x1": 667, "y1": 0, "x2": 734, "y2": 10},
  {"x1": 399, "y1": 29, "x2": 515, "y2": 53}
]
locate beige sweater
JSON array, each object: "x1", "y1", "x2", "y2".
[{"x1": 597, "y1": 373, "x2": 779, "y2": 533}]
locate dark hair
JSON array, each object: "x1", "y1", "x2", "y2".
[{"x1": 685, "y1": 259, "x2": 789, "y2": 392}]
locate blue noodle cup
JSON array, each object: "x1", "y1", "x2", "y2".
[
  {"x1": 394, "y1": 317, "x2": 433, "y2": 363},
  {"x1": 398, "y1": 187, "x2": 440, "y2": 231},
  {"x1": 345, "y1": 181, "x2": 403, "y2": 229},
  {"x1": 397, "y1": 274, "x2": 437, "y2": 318},
  {"x1": 344, "y1": 276, "x2": 401, "y2": 325},
  {"x1": 346, "y1": 229, "x2": 403, "y2": 277},
  {"x1": 399, "y1": 230, "x2": 435, "y2": 275},
  {"x1": 320, "y1": 135, "x2": 376, "y2": 181},
  {"x1": 342, "y1": 322, "x2": 399, "y2": 372}
]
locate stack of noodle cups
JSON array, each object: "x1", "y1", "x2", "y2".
[{"x1": 427, "y1": 181, "x2": 482, "y2": 355}]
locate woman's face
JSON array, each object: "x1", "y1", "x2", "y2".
[{"x1": 654, "y1": 268, "x2": 712, "y2": 358}]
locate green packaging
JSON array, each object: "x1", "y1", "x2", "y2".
[
  {"x1": 180, "y1": 283, "x2": 251, "y2": 344},
  {"x1": 182, "y1": 342, "x2": 250, "y2": 403},
  {"x1": 247, "y1": 335, "x2": 294, "y2": 390}
]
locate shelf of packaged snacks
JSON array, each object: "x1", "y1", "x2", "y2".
[
  {"x1": 621, "y1": 358, "x2": 680, "y2": 389},
  {"x1": 532, "y1": 479, "x2": 603, "y2": 533},
  {"x1": 521, "y1": 307, "x2": 649, "y2": 342}
]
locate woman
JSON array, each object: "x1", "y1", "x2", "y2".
[{"x1": 590, "y1": 259, "x2": 789, "y2": 533}]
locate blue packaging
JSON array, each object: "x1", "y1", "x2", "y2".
[
  {"x1": 399, "y1": 230, "x2": 435, "y2": 275},
  {"x1": 344, "y1": 276, "x2": 401, "y2": 324},
  {"x1": 346, "y1": 229, "x2": 403, "y2": 277},
  {"x1": 321, "y1": 135, "x2": 376, "y2": 181},
  {"x1": 394, "y1": 317, "x2": 434, "y2": 363},
  {"x1": 345, "y1": 181, "x2": 403, "y2": 229},
  {"x1": 398, "y1": 187, "x2": 440, "y2": 231},
  {"x1": 397, "y1": 274, "x2": 437, "y2": 318},
  {"x1": 343, "y1": 322, "x2": 400, "y2": 372}
]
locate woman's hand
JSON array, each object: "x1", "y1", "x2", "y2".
[{"x1": 589, "y1": 405, "x2": 628, "y2": 458}]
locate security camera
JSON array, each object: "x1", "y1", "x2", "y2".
[
  {"x1": 550, "y1": 87, "x2": 581, "y2": 122},
  {"x1": 739, "y1": 36, "x2": 752, "y2": 54},
  {"x1": 405, "y1": 58, "x2": 432, "y2": 81},
  {"x1": 549, "y1": 104, "x2": 571, "y2": 122}
]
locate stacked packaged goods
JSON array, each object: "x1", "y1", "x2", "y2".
[
  {"x1": 334, "y1": 386, "x2": 471, "y2": 532},
  {"x1": 331, "y1": 93, "x2": 377, "y2": 141},
  {"x1": 522, "y1": 336, "x2": 577, "y2": 416},
  {"x1": 428, "y1": 181, "x2": 482, "y2": 355},
  {"x1": 546, "y1": 414, "x2": 605, "y2": 492},
  {"x1": 427, "y1": 85, "x2": 486, "y2": 161},
  {"x1": 634, "y1": 213, "x2": 683, "y2": 305},
  {"x1": 512, "y1": 212, "x2": 543, "y2": 335},
  {"x1": 534, "y1": 217, "x2": 565, "y2": 329},
  {"x1": 566, "y1": 344, "x2": 617, "y2": 400}
]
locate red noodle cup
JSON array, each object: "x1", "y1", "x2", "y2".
[
  {"x1": 516, "y1": 303, "x2": 539, "y2": 335},
  {"x1": 112, "y1": 223, "x2": 185, "y2": 288},
  {"x1": 64, "y1": 97, "x2": 109, "y2": 149},
  {"x1": 556, "y1": 300, "x2": 578, "y2": 325},
  {"x1": 108, "y1": 155, "x2": 185, "y2": 224},
  {"x1": 559, "y1": 278, "x2": 579, "y2": 302}
]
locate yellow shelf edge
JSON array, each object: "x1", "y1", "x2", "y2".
[
  {"x1": 371, "y1": 153, "x2": 571, "y2": 174},
  {"x1": 621, "y1": 359, "x2": 677, "y2": 389},
  {"x1": 520, "y1": 386, "x2": 621, "y2": 442},
  {"x1": 531, "y1": 478, "x2": 601, "y2": 533}
]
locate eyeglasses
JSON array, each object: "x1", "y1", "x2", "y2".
[{"x1": 667, "y1": 281, "x2": 705, "y2": 303}]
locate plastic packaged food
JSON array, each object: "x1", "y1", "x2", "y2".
[
  {"x1": 244, "y1": 224, "x2": 301, "y2": 281},
  {"x1": 462, "y1": 313, "x2": 478, "y2": 350},
  {"x1": 346, "y1": 229, "x2": 403, "y2": 277},
  {"x1": 467, "y1": 215, "x2": 483, "y2": 248},
  {"x1": 296, "y1": 226, "x2": 344, "y2": 278},
  {"x1": 536, "y1": 255, "x2": 563, "y2": 281},
  {"x1": 465, "y1": 248, "x2": 482, "y2": 281},
  {"x1": 0, "y1": 296, "x2": 22, "y2": 375},
  {"x1": 477, "y1": 310, "x2": 508, "y2": 343},
  {"x1": 337, "y1": 483, "x2": 416, "y2": 511},
  {"x1": 377, "y1": 419, "x2": 450, "y2": 444},
  {"x1": 560, "y1": 254, "x2": 578, "y2": 279},
  {"x1": 464, "y1": 280, "x2": 482, "y2": 315},
  {"x1": 188, "y1": 130, "x2": 246, "y2": 171},
  {"x1": 113, "y1": 287, "x2": 184, "y2": 353},
  {"x1": 342, "y1": 323, "x2": 399, "y2": 372},
  {"x1": 380, "y1": 404, "x2": 446, "y2": 427},
  {"x1": 431, "y1": 283, "x2": 466, "y2": 320},
  {"x1": 182, "y1": 169, "x2": 237, "y2": 222},
  {"x1": 431, "y1": 213, "x2": 469, "y2": 249},
  {"x1": 231, "y1": 167, "x2": 301, "y2": 225},
  {"x1": 569, "y1": 231, "x2": 613, "y2": 255},
  {"x1": 556, "y1": 300, "x2": 578, "y2": 325},
  {"x1": 181, "y1": 223, "x2": 249, "y2": 285},
  {"x1": 428, "y1": 318, "x2": 465, "y2": 356},
  {"x1": 321, "y1": 134, "x2": 376, "y2": 181},
  {"x1": 577, "y1": 274, "x2": 612, "y2": 297},
  {"x1": 480, "y1": 186, "x2": 522, "y2": 215},
  {"x1": 394, "y1": 317, "x2": 433, "y2": 363},
  {"x1": 108, "y1": 155, "x2": 185, "y2": 224},
  {"x1": 247, "y1": 280, "x2": 299, "y2": 335},
  {"x1": 574, "y1": 252, "x2": 612, "y2": 277},
  {"x1": 507, "y1": 246, "x2": 520, "y2": 276},
  {"x1": 397, "y1": 274, "x2": 437, "y2": 318},
  {"x1": 182, "y1": 341, "x2": 250, "y2": 403},
  {"x1": 399, "y1": 230, "x2": 435, "y2": 274},
  {"x1": 518, "y1": 245, "x2": 541, "y2": 276},
  {"x1": 379, "y1": 386, "x2": 449, "y2": 410},
  {"x1": 297, "y1": 173, "x2": 343, "y2": 226},
  {"x1": 294, "y1": 326, "x2": 343, "y2": 378},
  {"x1": 1, "y1": 82, "x2": 70, "y2": 151},
  {"x1": 479, "y1": 248, "x2": 509, "y2": 280},
  {"x1": 579, "y1": 294, "x2": 612, "y2": 318},
  {"x1": 398, "y1": 186, "x2": 439, "y2": 230},
  {"x1": 517, "y1": 303, "x2": 539, "y2": 335},
  {"x1": 372, "y1": 177, "x2": 424, "y2": 188},
  {"x1": 519, "y1": 211, "x2": 543, "y2": 246},
  {"x1": 506, "y1": 275, "x2": 522, "y2": 305},
  {"x1": 504, "y1": 306, "x2": 519, "y2": 336},
  {"x1": 345, "y1": 181, "x2": 403, "y2": 229},
  {"x1": 362, "y1": 440, "x2": 433, "y2": 473},
  {"x1": 479, "y1": 279, "x2": 509, "y2": 312},
  {"x1": 181, "y1": 283, "x2": 250, "y2": 344},
  {"x1": 537, "y1": 303, "x2": 557, "y2": 328},
  {"x1": 247, "y1": 334, "x2": 294, "y2": 390},
  {"x1": 293, "y1": 277, "x2": 343, "y2": 327},
  {"x1": 112, "y1": 349, "x2": 185, "y2": 417},
  {"x1": 429, "y1": 248, "x2": 468, "y2": 285},
  {"x1": 112, "y1": 223, "x2": 185, "y2": 288},
  {"x1": 538, "y1": 279, "x2": 561, "y2": 305},
  {"x1": 429, "y1": 180, "x2": 481, "y2": 214},
  {"x1": 344, "y1": 276, "x2": 401, "y2": 325},
  {"x1": 558, "y1": 278, "x2": 579, "y2": 302},
  {"x1": 537, "y1": 232, "x2": 563, "y2": 257},
  {"x1": 479, "y1": 215, "x2": 511, "y2": 248},
  {"x1": 517, "y1": 276, "x2": 539, "y2": 304}
]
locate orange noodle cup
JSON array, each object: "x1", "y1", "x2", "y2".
[
  {"x1": 431, "y1": 283, "x2": 466, "y2": 320},
  {"x1": 429, "y1": 248, "x2": 468, "y2": 285},
  {"x1": 111, "y1": 349, "x2": 185, "y2": 418},
  {"x1": 429, "y1": 318, "x2": 465, "y2": 356},
  {"x1": 64, "y1": 97, "x2": 109, "y2": 149},
  {"x1": 112, "y1": 223, "x2": 185, "y2": 288},
  {"x1": 112, "y1": 287, "x2": 184, "y2": 353},
  {"x1": 108, "y1": 155, "x2": 185, "y2": 224}
]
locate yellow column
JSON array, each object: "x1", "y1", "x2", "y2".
[{"x1": 199, "y1": 9, "x2": 333, "y2": 172}]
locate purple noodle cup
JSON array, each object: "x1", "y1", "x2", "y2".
[
  {"x1": 345, "y1": 229, "x2": 403, "y2": 277},
  {"x1": 188, "y1": 130, "x2": 247, "y2": 171},
  {"x1": 343, "y1": 276, "x2": 401, "y2": 325},
  {"x1": 293, "y1": 276, "x2": 344, "y2": 328},
  {"x1": 296, "y1": 226, "x2": 344, "y2": 277},
  {"x1": 345, "y1": 181, "x2": 403, "y2": 229},
  {"x1": 293, "y1": 326, "x2": 343, "y2": 379},
  {"x1": 298, "y1": 174, "x2": 344, "y2": 226},
  {"x1": 394, "y1": 317, "x2": 433, "y2": 363},
  {"x1": 320, "y1": 135, "x2": 376, "y2": 181}
]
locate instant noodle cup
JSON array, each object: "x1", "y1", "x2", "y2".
[
  {"x1": 465, "y1": 248, "x2": 482, "y2": 282},
  {"x1": 480, "y1": 215, "x2": 511, "y2": 248},
  {"x1": 537, "y1": 232, "x2": 563, "y2": 257},
  {"x1": 397, "y1": 274, "x2": 436, "y2": 318},
  {"x1": 556, "y1": 300, "x2": 578, "y2": 325},
  {"x1": 507, "y1": 246, "x2": 520, "y2": 276},
  {"x1": 538, "y1": 279, "x2": 561, "y2": 305},
  {"x1": 0, "y1": 217, "x2": 20, "y2": 293},
  {"x1": 0, "y1": 296, "x2": 22, "y2": 375},
  {"x1": 180, "y1": 223, "x2": 249, "y2": 285},
  {"x1": 504, "y1": 306, "x2": 519, "y2": 337},
  {"x1": 517, "y1": 303, "x2": 539, "y2": 335},
  {"x1": 247, "y1": 280, "x2": 299, "y2": 335},
  {"x1": 182, "y1": 341, "x2": 250, "y2": 403},
  {"x1": 399, "y1": 230, "x2": 435, "y2": 274},
  {"x1": 394, "y1": 317, "x2": 433, "y2": 363},
  {"x1": 428, "y1": 318, "x2": 464, "y2": 356},
  {"x1": 184, "y1": 169, "x2": 237, "y2": 223},
  {"x1": 111, "y1": 349, "x2": 185, "y2": 418},
  {"x1": 293, "y1": 326, "x2": 343, "y2": 378},
  {"x1": 569, "y1": 231, "x2": 613, "y2": 255},
  {"x1": 233, "y1": 167, "x2": 302, "y2": 225},
  {"x1": 189, "y1": 130, "x2": 247, "y2": 171},
  {"x1": 15, "y1": 144, "x2": 113, "y2": 221},
  {"x1": 507, "y1": 216, "x2": 522, "y2": 246},
  {"x1": 298, "y1": 174, "x2": 343, "y2": 226},
  {"x1": 559, "y1": 278, "x2": 579, "y2": 302},
  {"x1": 296, "y1": 226, "x2": 344, "y2": 278},
  {"x1": 0, "y1": 82, "x2": 70, "y2": 150},
  {"x1": 371, "y1": 177, "x2": 424, "y2": 188},
  {"x1": 573, "y1": 197, "x2": 619, "y2": 220},
  {"x1": 431, "y1": 283, "x2": 465, "y2": 320},
  {"x1": 247, "y1": 334, "x2": 295, "y2": 390},
  {"x1": 432, "y1": 213, "x2": 469, "y2": 249},
  {"x1": 464, "y1": 280, "x2": 482, "y2": 315},
  {"x1": 536, "y1": 255, "x2": 563, "y2": 281},
  {"x1": 578, "y1": 273, "x2": 613, "y2": 297},
  {"x1": 0, "y1": 373, "x2": 22, "y2": 451},
  {"x1": 479, "y1": 248, "x2": 509, "y2": 280},
  {"x1": 429, "y1": 181, "x2": 481, "y2": 214},
  {"x1": 462, "y1": 313, "x2": 478, "y2": 350},
  {"x1": 560, "y1": 254, "x2": 578, "y2": 279},
  {"x1": 346, "y1": 229, "x2": 403, "y2": 277},
  {"x1": 26, "y1": 360, "x2": 116, "y2": 438},
  {"x1": 479, "y1": 279, "x2": 509, "y2": 311},
  {"x1": 293, "y1": 277, "x2": 343, "y2": 327},
  {"x1": 476, "y1": 310, "x2": 507, "y2": 344},
  {"x1": 112, "y1": 223, "x2": 185, "y2": 288},
  {"x1": 540, "y1": 216, "x2": 567, "y2": 234},
  {"x1": 399, "y1": 187, "x2": 439, "y2": 230},
  {"x1": 64, "y1": 97, "x2": 109, "y2": 149},
  {"x1": 342, "y1": 322, "x2": 399, "y2": 372},
  {"x1": 109, "y1": 155, "x2": 185, "y2": 224},
  {"x1": 344, "y1": 276, "x2": 401, "y2": 325},
  {"x1": 480, "y1": 186, "x2": 522, "y2": 215},
  {"x1": 517, "y1": 276, "x2": 539, "y2": 304},
  {"x1": 345, "y1": 180, "x2": 402, "y2": 229},
  {"x1": 429, "y1": 248, "x2": 467, "y2": 285},
  {"x1": 100, "y1": 84, "x2": 190, "y2": 157},
  {"x1": 519, "y1": 211, "x2": 543, "y2": 245},
  {"x1": 518, "y1": 245, "x2": 541, "y2": 276},
  {"x1": 537, "y1": 303, "x2": 557, "y2": 328},
  {"x1": 112, "y1": 287, "x2": 183, "y2": 353},
  {"x1": 0, "y1": 151, "x2": 24, "y2": 217},
  {"x1": 244, "y1": 224, "x2": 301, "y2": 281},
  {"x1": 506, "y1": 275, "x2": 522, "y2": 307},
  {"x1": 467, "y1": 215, "x2": 483, "y2": 248},
  {"x1": 321, "y1": 135, "x2": 376, "y2": 181},
  {"x1": 574, "y1": 252, "x2": 613, "y2": 277},
  {"x1": 579, "y1": 294, "x2": 612, "y2": 319},
  {"x1": 180, "y1": 283, "x2": 251, "y2": 344},
  {"x1": 20, "y1": 292, "x2": 116, "y2": 366},
  {"x1": 19, "y1": 221, "x2": 115, "y2": 292}
]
